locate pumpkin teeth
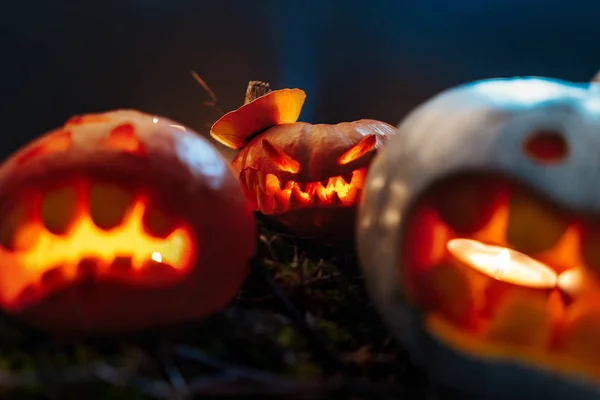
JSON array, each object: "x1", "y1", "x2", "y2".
[
  {"x1": 346, "y1": 186, "x2": 361, "y2": 205},
  {"x1": 246, "y1": 169, "x2": 258, "y2": 191},
  {"x1": 272, "y1": 194, "x2": 285, "y2": 211},
  {"x1": 256, "y1": 188, "x2": 266, "y2": 210},
  {"x1": 15, "y1": 284, "x2": 38, "y2": 309},
  {"x1": 330, "y1": 192, "x2": 343, "y2": 205},
  {"x1": 238, "y1": 169, "x2": 248, "y2": 188},
  {"x1": 340, "y1": 172, "x2": 353, "y2": 185},
  {"x1": 250, "y1": 167, "x2": 368, "y2": 213},
  {"x1": 288, "y1": 188, "x2": 303, "y2": 208},
  {"x1": 291, "y1": 184, "x2": 308, "y2": 202},
  {"x1": 420, "y1": 175, "x2": 587, "y2": 276},
  {"x1": 277, "y1": 191, "x2": 291, "y2": 210},
  {"x1": 40, "y1": 265, "x2": 65, "y2": 286},
  {"x1": 312, "y1": 193, "x2": 324, "y2": 205},
  {"x1": 255, "y1": 171, "x2": 267, "y2": 193},
  {"x1": 262, "y1": 190, "x2": 275, "y2": 213},
  {"x1": 40, "y1": 266, "x2": 68, "y2": 294},
  {"x1": 111, "y1": 255, "x2": 133, "y2": 273},
  {"x1": 294, "y1": 182, "x2": 307, "y2": 192},
  {"x1": 282, "y1": 180, "x2": 294, "y2": 191},
  {"x1": 265, "y1": 174, "x2": 282, "y2": 194},
  {"x1": 241, "y1": 170, "x2": 258, "y2": 209},
  {"x1": 76, "y1": 257, "x2": 103, "y2": 278},
  {"x1": 139, "y1": 258, "x2": 180, "y2": 284}
]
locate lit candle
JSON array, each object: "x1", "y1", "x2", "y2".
[
  {"x1": 447, "y1": 239, "x2": 557, "y2": 289},
  {"x1": 557, "y1": 268, "x2": 582, "y2": 299},
  {"x1": 557, "y1": 268, "x2": 600, "y2": 301}
]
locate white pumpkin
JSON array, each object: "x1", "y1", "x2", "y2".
[{"x1": 357, "y1": 77, "x2": 600, "y2": 399}]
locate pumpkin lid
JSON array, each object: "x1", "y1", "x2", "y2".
[{"x1": 210, "y1": 87, "x2": 306, "y2": 150}]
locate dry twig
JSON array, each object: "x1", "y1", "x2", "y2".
[{"x1": 190, "y1": 70, "x2": 225, "y2": 117}]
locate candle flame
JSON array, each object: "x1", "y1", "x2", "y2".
[
  {"x1": 151, "y1": 251, "x2": 163, "y2": 263},
  {"x1": 493, "y1": 249, "x2": 511, "y2": 279}
]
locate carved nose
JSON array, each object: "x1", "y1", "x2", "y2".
[{"x1": 523, "y1": 129, "x2": 568, "y2": 165}]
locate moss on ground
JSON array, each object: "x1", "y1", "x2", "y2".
[{"x1": 0, "y1": 221, "x2": 445, "y2": 399}]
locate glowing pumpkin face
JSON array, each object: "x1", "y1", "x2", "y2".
[
  {"x1": 0, "y1": 110, "x2": 256, "y2": 333},
  {"x1": 357, "y1": 78, "x2": 600, "y2": 398},
  {"x1": 211, "y1": 85, "x2": 397, "y2": 241}
]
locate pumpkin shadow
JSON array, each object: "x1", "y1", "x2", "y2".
[{"x1": 255, "y1": 212, "x2": 360, "y2": 275}]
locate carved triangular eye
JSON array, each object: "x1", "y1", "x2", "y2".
[
  {"x1": 262, "y1": 139, "x2": 300, "y2": 173},
  {"x1": 337, "y1": 134, "x2": 377, "y2": 165}
]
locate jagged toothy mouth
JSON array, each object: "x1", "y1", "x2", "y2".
[
  {"x1": 240, "y1": 167, "x2": 368, "y2": 214},
  {"x1": 400, "y1": 172, "x2": 600, "y2": 386},
  {"x1": 0, "y1": 177, "x2": 194, "y2": 311}
]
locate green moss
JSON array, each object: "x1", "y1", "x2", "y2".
[{"x1": 317, "y1": 320, "x2": 355, "y2": 347}]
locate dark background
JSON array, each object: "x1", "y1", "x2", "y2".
[{"x1": 1, "y1": 0, "x2": 599, "y2": 161}]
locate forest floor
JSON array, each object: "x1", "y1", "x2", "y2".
[{"x1": 0, "y1": 220, "x2": 455, "y2": 400}]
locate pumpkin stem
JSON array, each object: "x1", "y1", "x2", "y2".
[{"x1": 244, "y1": 81, "x2": 272, "y2": 104}]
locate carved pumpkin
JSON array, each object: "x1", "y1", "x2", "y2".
[
  {"x1": 0, "y1": 110, "x2": 256, "y2": 333},
  {"x1": 357, "y1": 77, "x2": 600, "y2": 398},
  {"x1": 210, "y1": 82, "x2": 397, "y2": 241}
]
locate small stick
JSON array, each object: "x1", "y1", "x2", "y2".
[
  {"x1": 190, "y1": 71, "x2": 225, "y2": 116},
  {"x1": 244, "y1": 81, "x2": 272, "y2": 104}
]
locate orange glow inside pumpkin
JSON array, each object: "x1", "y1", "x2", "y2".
[
  {"x1": 400, "y1": 173, "x2": 600, "y2": 383},
  {"x1": 240, "y1": 167, "x2": 367, "y2": 214},
  {"x1": 337, "y1": 134, "x2": 377, "y2": 165},
  {"x1": 16, "y1": 200, "x2": 192, "y2": 273},
  {"x1": 103, "y1": 123, "x2": 145, "y2": 153},
  {"x1": 0, "y1": 181, "x2": 195, "y2": 310},
  {"x1": 262, "y1": 139, "x2": 300, "y2": 173},
  {"x1": 15, "y1": 130, "x2": 72, "y2": 165}
]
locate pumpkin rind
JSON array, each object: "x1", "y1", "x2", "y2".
[
  {"x1": 357, "y1": 77, "x2": 600, "y2": 398},
  {"x1": 0, "y1": 109, "x2": 256, "y2": 333}
]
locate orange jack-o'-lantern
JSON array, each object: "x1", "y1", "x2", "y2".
[
  {"x1": 210, "y1": 81, "x2": 397, "y2": 241},
  {"x1": 0, "y1": 110, "x2": 255, "y2": 333},
  {"x1": 357, "y1": 77, "x2": 600, "y2": 398}
]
